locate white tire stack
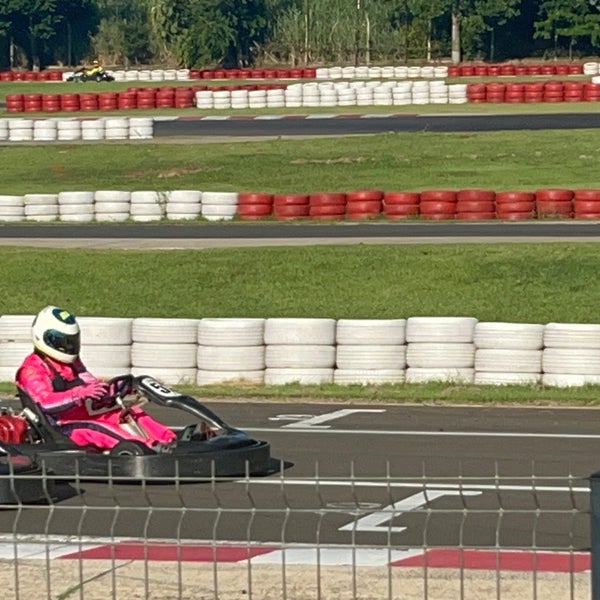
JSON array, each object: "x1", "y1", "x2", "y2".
[
  {"x1": 411, "y1": 81, "x2": 430, "y2": 105},
  {"x1": 196, "y1": 318, "x2": 266, "y2": 385},
  {"x1": 57, "y1": 120, "x2": 81, "y2": 141},
  {"x1": 315, "y1": 68, "x2": 329, "y2": 79},
  {"x1": 104, "y1": 117, "x2": 129, "y2": 140},
  {"x1": 8, "y1": 119, "x2": 34, "y2": 142},
  {"x1": 264, "y1": 318, "x2": 336, "y2": 385},
  {"x1": 130, "y1": 190, "x2": 166, "y2": 222},
  {"x1": 0, "y1": 119, "x2": 8, "y2": 141},
  {"x1": 81, "y1": 119, "x2": 105, "y2": 141},
  {"x1": 542, "y1": 323, "x2": 600, "y2": 387},
  {"x1": 448, "y1": 84, "x2": 468, "y2": 105},
  {"x1": 24, "y1": 193, "x2": 58, "y2": 222},
  {"x1": 429, "y1": 81, "x2": 449, "y2": 104},
  {"x1": 201, "y1": 191, "x2": 237, "y2": 221},
  {"x1": 176, "y1": 69, "x2": 190, "y2": 80},
  {"x1": 406, "y1": 317, "x2": 477, "y2": 383},
  {"x1": 78, "y1": 316, "x2": 133, "y2": 379},
  {"x1": 125, "y1": 70, "x2": 139, "y2": 82},
  {"x1": 0, "y1": 195, "x2": 25, "y2": 222},
  {"x1": 474, "y1": 322, "x2": 544, "y2": 385},
  {"x1": 33, "y1": 119, "x2": 57, "y2": 142},
  {"x1": 334, "y1": 319, "x2": 406, "y2": 385},
  {"x1": 163, "y1": 69, "x2": 177, "y2": 81},
  {"x1": 129, "y1": 117, "x2": 154, "y2": 140},
  {"x1": 166, "y1": 190, "x2": 202, "y2": 220},
  {"x1": 196, "y1": 91, "x2": 213, "y2": 109},
  {"x1": 58, "y1": 191, "x2": 94, "y2": 222},
  {"x1": 393, "y1": 82, "x2": 412, "y2": 105},
  {"x1": 138, "y1": 70, "x2": 152, "y2": 82},
  {"x1": 284, "y1": 85, "x2": 303, "y2": 108},
  {"x1": 373, "y1": 85, "x2": 393, "y2": 106},
  {"x1": 231, "y1": 90, "x2": 249, "y2": 109},
  {"x1": 356, "y1": 87, "x2": 374, "y2": 106},
  {"x1": 94, "y1": 190, "x2": 131, "y2": 222},
  {"x1": 150, "y1": 69, "x2": 165, "y2": 82},
  {"x1": 112, "y1": 70, "x2": 126, "y2": 82},
  {"x1": 213, "y1": 90, "x2": 231, "y2": 110},
  {"x1": 0, "y1": 314, "x2": 34, "y2": 382},
  {"x1": 266, "y1": 88, "x2": 285, "y2": 108},
  {"x1": 394, "y1": 66, "x2": 408, "y2": 79},
  {"x1": 584, "y1": 62, "x2": 599, "y2": 76},
  {"x1": 248, "y1": 90, "x2": 267, "y2": 109},
  {"x1": 131, "y1": 318, "x2": 199, "y2": 385}
]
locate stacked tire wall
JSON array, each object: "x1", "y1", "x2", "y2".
[
  {"x1": 3, "y1": 188, "x2": 600, "y2": 222},
  {"x1": 1, "y1": 315, "x2": 599, "y2": 388}
]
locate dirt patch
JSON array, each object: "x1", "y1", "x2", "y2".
[{"x1": 125, "y1": 165, "x2": 219, "y2": 179}]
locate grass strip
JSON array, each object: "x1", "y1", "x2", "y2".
[
  {"x1": 1, "y1": 130, "x2": 600, "y2": 194},
  {"x1": 0, "y1": 243, "x2": 599, "y2": 405}
]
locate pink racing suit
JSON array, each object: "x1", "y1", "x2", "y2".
[{"x1": 15, "y1": 352, "x2": 176, "y2": 450}]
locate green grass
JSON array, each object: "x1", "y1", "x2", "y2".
[
  {"x1": 2, "y1": 103, "x2": 600, "y2": 405},
  {"x1": 1, "y1": 243, "x2": 600, "y2": 405},
  {"x1": 0, "y1": 244, "x2": 596, "y2": 323},
  {"x1": 2, "y1": 129, "x2": 600, "y2": 194}
]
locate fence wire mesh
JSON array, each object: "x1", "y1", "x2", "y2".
[{"x1": 0, "y1": 461, "x2": 591, "y2": 600}]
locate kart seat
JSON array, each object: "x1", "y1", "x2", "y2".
[{"x1": 17, "y1": 387, "x2": 78, "y2": 447}]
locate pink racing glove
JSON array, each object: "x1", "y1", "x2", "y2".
[{"x1": 72, "y1": 381, "x2": 109, "y2": 402}]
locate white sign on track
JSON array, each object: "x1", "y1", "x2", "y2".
[
  {"x1": 339, "y1": 490, "x2": 482, "y2": 533},
  {"x1": 270, "y1": 409, "x2": 386, "y2": 429}
]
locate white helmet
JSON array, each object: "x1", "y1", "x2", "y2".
[{"x1": 32, "y1": 305, "x2": 81, "y2": 363}]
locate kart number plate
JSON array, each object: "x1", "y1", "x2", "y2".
[{"x1": 140, "y1": 377, "x2": 180, "y2": 399}]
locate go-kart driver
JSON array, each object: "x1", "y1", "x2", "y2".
[{"x1": 15, "y1": 305, "x2": 177, "y2": 452}]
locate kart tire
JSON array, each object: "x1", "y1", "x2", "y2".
[{"x1": 110, "y1": 440, "x2": 154, "y2": 456}]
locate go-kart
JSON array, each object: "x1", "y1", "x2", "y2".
[
  {"x1": 9, "y1": 375, "x2": 286, "y2": 481},
  {"x1": 66, "y1": 68, "x2": 115, "y2": 83}
]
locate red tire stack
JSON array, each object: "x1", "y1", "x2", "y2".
[
  {"x1": 419, "y1": 190, "x2": 457, "y2": 220},
  {"x1": 273, "y1": 194, "x2": 309, "y2": 220},
  {"x1": 5, "y1": 94, "x2": 24, "y2": 113},
  {"x1": 467, "y1": 84, "x2": 486, "y2": 103},
  {"x1": 474, "y1": 65, "x2": 488, "y2": 77},
  {"x1": 524, "y1": 82, "x2": 544, "y2": 103},
  {"x1": 79, "y1": 93, "x2": 99, "y2": 111},
  {"x1": 98, "y1": 92, "x2": 118, "y2": 111},
  {"x1": 136, "y1": 88, "x2": 156, "y2": 109},
  {"x1": 383, "y1": 192, "x2": 420, "y2": 220},
  {"x1": 563, "y1": 81, "x2": 584, "y2": 102},
  {"x1": 237, "y1": 193, "x2": 273, "y2": 220},
  {"x1": 0, "y1": 71, "x2": 14, "y2": 81},
  {"x1": 573, "y1": 190, "x2": 600, "y2": 219},
  {"x1": 584, "y1": 83, "x2": 600, "y2": 102},
  {"x1": 156, "y1": 87, "x2": 175, "y2": 108},
  {"x1": 535, "y1": 189, "x2": 574, "y2": 219},
  {"x1": 309, "y1": 192, "x2": 347, "y2": 221},
  {"x1": 346, "y1": 190, "x2": 383, "y2": 219},
  {"x1": 22, "y1": 93, "x2": 42, "y2": 112},
  {"x1": 42, "y1": 94, "x2": 61, "y2": 112},
  {"x1": 505, "y1": 83, "x2": 524, "y2": 103},
  {"x1": 500, "y1": 64, "x2": 516, "y2": 76},
  {"x1": 544, "y1": 81, "x2": 564, "y2": 103},
  {"x1": 460, "y1": 65, "x2": 475, "y2": 77},
  {"x1": 486, "y1": 83, "x2": 505, "y2": 103},
  {"x1": 456, "y1": 189, "x2": 496, "y2": 220},
  {"x1": 495, "y1": 191, "x2": 536, "y2": 220},
  {"x1": 174, "y1": 87, "x2": 195, "y2": 108},
  {"x1": 60, "y1": 93, "x2": 80, "y2": 112},
  {"x1": 118, "y1": 91, "x2": 137, "y2": 110}
]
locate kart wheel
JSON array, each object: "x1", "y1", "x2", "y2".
[{"x1": 110, "y1": 440, "x2": 154, "y2": 456}]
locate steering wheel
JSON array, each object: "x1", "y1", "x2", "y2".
[{"x1": 106, "y1": 374, "x2": 134, "y2": 399}]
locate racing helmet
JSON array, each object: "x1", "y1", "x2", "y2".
[
  {"x1": 92, "y1": 60, "x2": 99, "y2": 65},
  {"x1": 31, "y1": 305, "x2": 81, "y2": 363}
]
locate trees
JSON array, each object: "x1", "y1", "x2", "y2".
[{"x1": 535, "y1": 0, "x2": 600, "y2": 58}]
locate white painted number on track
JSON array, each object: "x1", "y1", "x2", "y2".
[
  {"x1": 270, "y1": 409, "x2": 386, "y2": 429},
  {"x1": 339, "y1": 490, "x2": 482, "y2": 533}
]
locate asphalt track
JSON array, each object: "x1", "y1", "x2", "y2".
[
  {"x1": 0, "y1": 401, "x2": 593, "y2": 552},
  {"x1": 3, "y1": 109, "x2": 598, "y2": 557},
  {"x1": 154, "y1": 111, "x2": 600, "y2": 137}
]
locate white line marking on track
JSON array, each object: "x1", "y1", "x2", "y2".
[
  {"x1": 241, "y1": 479, "x2": 589, "y2": 493},
  {"x1": 245, "y1": 427, "x2": 600, "y2": 440},
  {"x1": 281, "y1": 409, "x2": 386, "y2": 429}
]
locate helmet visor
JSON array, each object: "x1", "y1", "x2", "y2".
[{"x1": 43, "y1": 329, "x2": 80, "y2": 356}]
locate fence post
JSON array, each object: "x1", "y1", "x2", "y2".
[{"x1": 591, "y1": 471, "x2": 600, "y2": 599}]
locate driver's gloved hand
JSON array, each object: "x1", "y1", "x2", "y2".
[
  {"x1": 73, "y1": 381, "x2": 109, "y2": 402},
  {"x1": 107, "y1": 376, "x2": 133, "y2": 398}
]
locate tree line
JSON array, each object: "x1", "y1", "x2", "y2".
[{"x1": 1, "y1": 0, "x2": 599, "y2": 70}]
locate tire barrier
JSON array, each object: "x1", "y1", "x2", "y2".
[
  {"x1": 466, "y1": 80, "x2": 600, "y2": 103},
  {"x1": 1, "y1": 315, "x2": 599, "y2": 388},
  {"x1": 2, "y1": 187, "x2": 600, "y2": 222},
  {"x1": 195, "y1": 81, "x2": 468, "y2": 108},
  {"x1": 0, "y1": 117, "x2": 153, "y2": 142},
  {"x1": 448, "y1": 63, "x2": 584, "y2": 77}
]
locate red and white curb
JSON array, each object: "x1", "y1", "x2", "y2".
[
  {"x1": 0, "y1": 537, "x2": 588, "y2": 572},
  {"x1": 160, "y1": 113, "x2": 419, "y2": 122}
]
